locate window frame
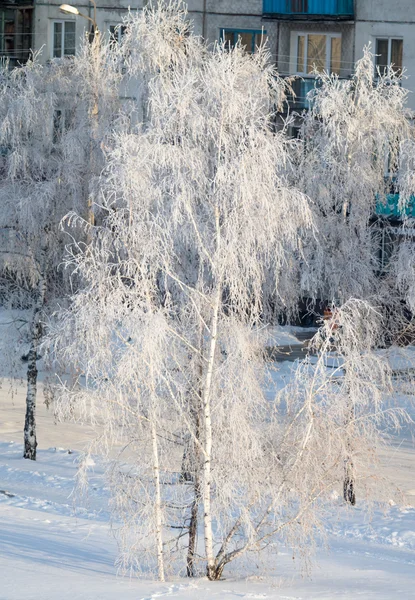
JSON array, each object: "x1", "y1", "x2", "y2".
[
  {"x1": 52, "y1": 107, "x2": 73, "y2": 144},
  {"x1": 294, "y1": 31, "x2": 342, "y2": 76},
  {"x1": 108, "y1": 23, "x2": 127, "y2": 45},
  {"x1": 374, "y1": 37, "x2": 403, "y2": 76},
  {"x1": 220, "y1": 29, "x2": 267, "y2": 54},
  {"x1": 51, "y1": 19, "x2": 76, "y2": 59}
]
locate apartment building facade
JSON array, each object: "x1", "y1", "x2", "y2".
[
  {"x1": 27, "y1": 0, "x2": 141, "y2": 61},
  {"x1": 1, "y1": 1, "x2": 414, "y2": 112},
  {"x1": 355, "y1": 0, "x2": 414, "y2": 104},
  {"x1": 268, "y1": 0, "x2": 414, "y2": 110}
]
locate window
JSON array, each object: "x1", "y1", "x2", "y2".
[
  {"x1": 375, "y1": 38, "x2": 403, "y2": 75},
  {"x1": 53, "y1": 109, "x2": 65, "y2": 144},
  {"x1": 53, "y1": 108, "x2": 74, "y2": 143},
  {"x1": 373, "y1": 225, "x2": 400, "y2": 276},
  {"x1": 288, "y1": 125, "x2": 302, "y2": 139},
  {"x1": 52, "y1": 21, "x2": 76, "y2": 58},
  {"x1": 109, "y1": 24, "x2": 126, "y2": 46},
  {"x1": 221, "y1": 29, "x2": 267, "y2": 54},
  {"x1": 53, "y1": 109, "x2": 64, "y2": 144},
  {"x1": 0, "y1": 7, "x2": 32, "y2": 65},
  {"x1": 295, "y1": 32, "x2": 341, "y2": 75}
]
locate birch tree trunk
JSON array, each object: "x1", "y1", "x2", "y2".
[
  {"x1": 342, "y1": 367, "x2": 356, "y2": 505},
  {"x1": 202, "y1": 282, "x2": 221, "y2": 580},
  {"x1": 23, "y1": 265, "x2": 47, "y2": 461},
  {"x1": 151, "y1": 420, "x2": 165, "y2": 581},
  {"x1": 186, "y1": 476, "x2": 200, "y2": 577},
  {"x1": 343, "y1": 400, "x2": 356, "y2": 505},
  {"x1": 186, "y1": 404, "x2": 201, "y2": 576},
  {"x1": 185, "y1": 323, "x2": 204, "y2": 577}
]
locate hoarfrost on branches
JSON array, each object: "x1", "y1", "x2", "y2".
[
  {"x1": 49, "y1": 0, "x2": 316, "y2": 581},
  {"x1": 47, "y1": 2, "x2": 413, "y2": 583},
  {"x1": 0, "y1": 34, "x2": 124, "y2": 459},
  {"x1": 297, "y1": 47, "x2": 411, "y2": 303}
]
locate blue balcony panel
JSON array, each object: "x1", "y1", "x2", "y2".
[
  {"x1": 263, "y1": 0, "x2": 354, "y2": 19},
  {"x1": 376, "y1": 194, "x2": 415, "y2": 220}
]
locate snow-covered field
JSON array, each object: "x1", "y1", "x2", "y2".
[{"x1": 1, "y1": 357, "x2": 415, "y2": 600}]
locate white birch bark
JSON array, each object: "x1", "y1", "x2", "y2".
[
  {"x1": 151, "y1": 420, "x2": 165, "y2": 582},
  {"x1": 202, "y1": 281, "x2": 221, "y2": 580},
  {"x1": 201, "y1": 201, "x2": 222, "y2": 580}
]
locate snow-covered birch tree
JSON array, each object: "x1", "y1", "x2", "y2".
[
  {"x1": 0, "y1": 35, "x2": 123, "y2": 459},
  {"x1": 276, "y1": 297, "x2": 412, "y2": 516},
  {"x1": 47, "y1": 0, "x2": 328, "y2": 581},
  {"x1": 45, "y1": 1, "x2": 415, "y2": 581},
  {"x1": 296, "y1": 47, "x2": 411, "y2": 304}
]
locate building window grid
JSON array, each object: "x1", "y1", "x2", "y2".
[
  {"x1": 53, "y1": 108, "x2": 72, "y2": 144},
  {"x1": 375, "y1": 38, "x2": 403, "y2": 76},
  {"x1": 220, "y1": 29, "x2": 267, "y2": 54},
  {"x1": 0, "y1": 7, "x2": 32, "y2": 63},
  {"x1": 109, "y1": 24, "x2": 127, "y2": 45},
  {"x1": 295, "y1": 31, "x2": 342, "y2": 76},
  {"x1": 52, "y1": 20, "x2": 76, "y2": 58}
]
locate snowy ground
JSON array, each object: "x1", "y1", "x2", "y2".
[
  {"x1": 1, "y1": 335, "x2": 415, "y2": 598},
  {"x1": 1, "y1": 434, "x2": 414, "y2": 600},
  {"x1": 263, "y1": 325, "x2": 316, "y2": 347}
]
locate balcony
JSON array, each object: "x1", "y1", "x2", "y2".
[
  {"x1": 288, "y1": 77, "x2": 322, "y2": 110},
  {"x1": 286, "y1": 76, "x2": 353, "y2": 111},
  {"x1": 263, "y1": 0, "x2": 354, "y2": 20},
  {"x1": 376, "y1": 194, "x2": 415, "y2": 220}
]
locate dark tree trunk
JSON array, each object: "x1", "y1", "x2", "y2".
[
  {"x1": 23, "y1": 267, "x2": 47, "y2": 461},
  {"x1": 186, "y1": 477, "x2": 200, "y2": 577},
  {"x1": 186, "y1": 336, "x2": 203, "y2": 577},
  {"x1": 23, "y1": 325, "x2": 40, "y2": 460},
  {"x1": 185, "y1": 418, "x2": 201, "y2": 577},
  {"x1": 343, "y1": 472, "x2": 356, "y2": 505},
  {"x1": 343, "y1": 368, "x2": 356, "y2": 505},
  {"x1": 206, "y1": 560, "x2": 226, "y2": 581}
]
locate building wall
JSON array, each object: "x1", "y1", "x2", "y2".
[
  {"x1": 33, "y1": 0, "x2": 144, "y2": 63},
  {"x1": 355, "y1": 0, "x2": 415, "y2": 110},
  {"x1": 187, "y1": 0, "x2": 278, "y2": 60},
  {"x1": 33, "y1": 1, "x2": 278, "y2": 64},
  {"x1": 356, "y1": 0, "x2": 415, "y2": 23},
  {"x1": 29, "y1": 0, "x2": 415, "y2": 111}
]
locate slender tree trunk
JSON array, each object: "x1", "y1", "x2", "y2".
[
  {"x1": 186, "y1": 421, "x2": 201, "y2": 577},
  {"x1": 87, "y1": 32, "x2": 100, "y2": 233},
  {"x1": 343, "y1": 370, "x2": 356, "y2": 505},
  {"x1": 186, "y1": 475, "x2": 200, "y2": 577},
  {"x1": 343, "y1": 462, "x2": 356, "y2": 505},
  {"x1": 343, "y1": 419, "x2": 356, "y2": 506},
  {"x1": 151, "y1": 420, "x2": 165, "y2": 581},
  {"x1": 143, "y1": 278, "x2": 165, "y2": 580},
  {"x1": 23, "y1": 268, "x2": 47, "y2": 461},
  {"x1": 186, "y1": 324, "x2": 204, "y2": 577},
  {"x1": 202, "y1": 283, "x2": 221, "y2": 581},
  {"x1": 201, "y1": 202, "x2": 222, "y2": 581}
]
